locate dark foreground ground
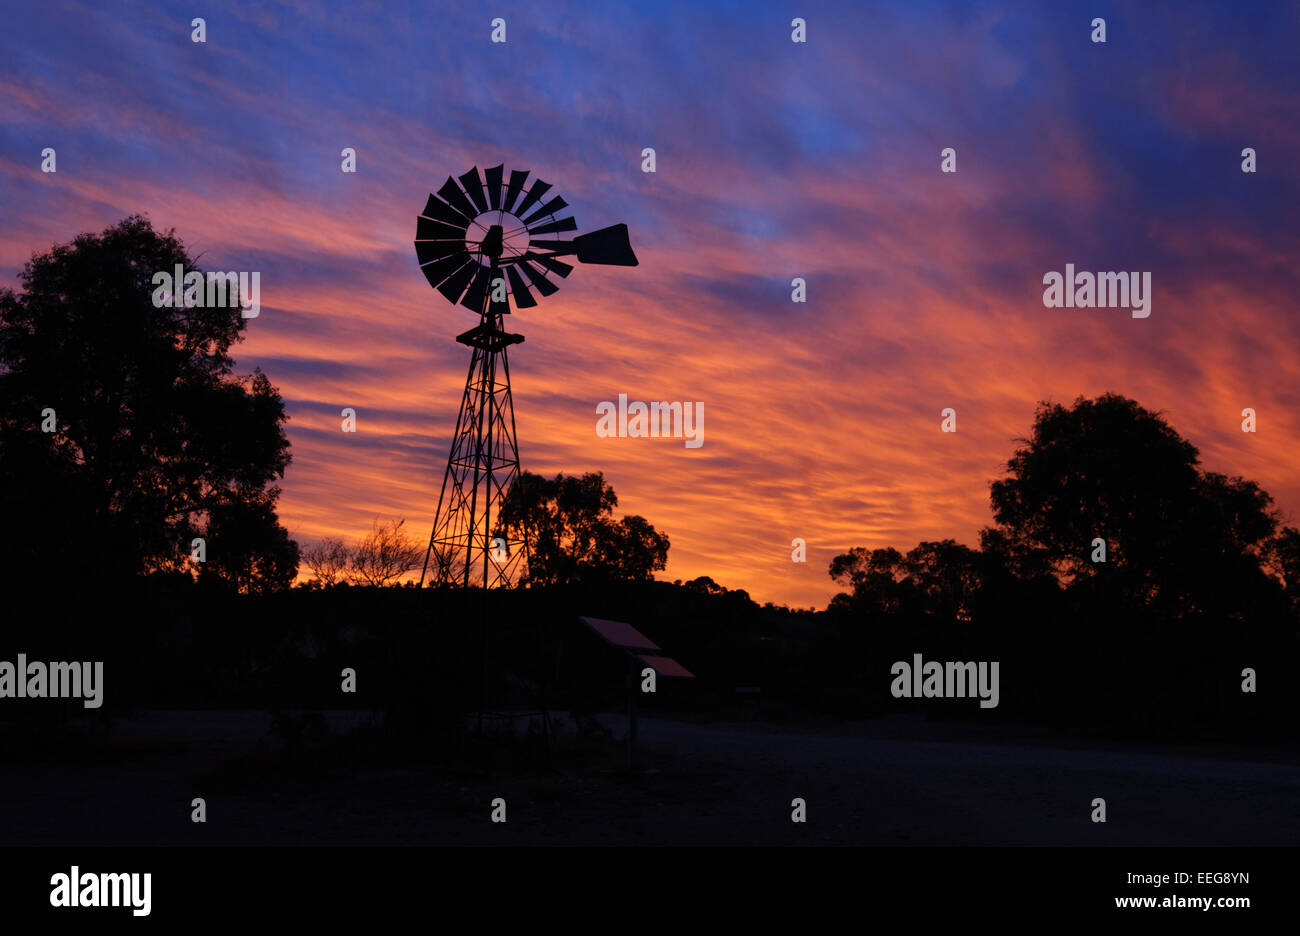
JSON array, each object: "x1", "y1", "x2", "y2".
[{"x1": 3, "y1": 709, "x2": 1297, "y2": 846}]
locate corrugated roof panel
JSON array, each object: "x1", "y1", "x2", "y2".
[
  {"x1": 635, "y1": 655, "x2": 695, "y2": 679},
  {"x1": 579, "y1": 616, "x2": 661, "y2": 651}
]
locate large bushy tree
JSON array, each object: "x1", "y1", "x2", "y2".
[
  {"x1": 497, "y1": 471, "x2": 669, "y2": 585},
  {"x1": 987, "y1": 394, "x2": 1283, "y2": 619},
  {"x1": 0, "y1": 215, "x2": 296, "y2": 591}
]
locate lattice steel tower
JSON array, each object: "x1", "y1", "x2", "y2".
[{"x1": 413, "y1": 164, "x2": 638, "y2": 588}]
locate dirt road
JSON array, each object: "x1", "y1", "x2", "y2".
[{"x1": 2, "y1": 709, "x2": 1295, "y2": 845}]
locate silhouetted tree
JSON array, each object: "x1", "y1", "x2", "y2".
[
  {"x1": 987, "y1": 394, "x2": 1281, "y2": 617},
  {"x1": 902, "y1": 540, "x2": 981, "y2": 624},
  {"x1": 200, "y1": 491, "x2": 299, "y2": 594},
  {"x1": 0, "y1": 215, "x2": 295, "y2": 589},
  {"x1": 828, "y1": 540, "x2": 980, "y2": 643},
  {"x1": 498, "y1": 471, "x2": 669, "y2": 585},
  {"x1": 1266, "y1": 526, "x2": 1300, "y2": 612},
  {"x1": 829, "y1": 546, "x2": 908, "y2": 614},
  {"x1": 684, "y1": 575, "x2": 726, "y2": 596},
  {"x1": 301, "y1": 536, "x2": 352, "y2": 586},
  {"x1": 347, "y1": 517, "x2": 422, "y2": 586},
  {"x1": 596, "y1": 513, "x2": 671, "y2": 581}
]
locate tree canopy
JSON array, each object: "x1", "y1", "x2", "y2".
[
  {"x1": 987, "y1": 394, "x2": 1282, "y2": 617},
  {"x1": 0, "y1": 215, "x2": 297, "y2": 592},
  {"x1": 497, "y1": 471, "x2": 669, "y2": 586}
]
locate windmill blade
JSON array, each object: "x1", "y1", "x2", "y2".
[
  {"x1": 460, "y1": 264, "x2": 496, "y2": 312},
  {"x1": 437, "y1": 260, "x2": 480, "y2": 305},
  {"x1": 504, "y1": 266, "x2": 538, "y2": 308},
  {"x1": 438, "y1": 177, "x2": 478, "y2": 222},
  {"x1": 526, "y1": 216, "x2": 578, "y2": 237},
  {"x1": 513, "y1": 179, "x2": 552, "y2": 219},
  {"x1": 415, "y1": 240, "x2": 469, "y2": 267},
  {"x1": 418, "y1": 253, "x2": 474, "y2": 290},
  {"x1": 519, "y1": 251, "x2": 574, "y2": 277},
  {"x1": 516, "y1": 258, "x2": 561, "y2": 296},
  {"x1": 422, "y1": 193, "x2": 472, "y2": 228},
  {"x1": 416, "y1": 216, "x2": 467, "y2": 241},
  {"x1": 459, "y1": 167, "x2": 490, "y2": 213},
  {"x1": 503, "y1": 169, "x2": 530, "y2": 211},
  {"x1": 522, "y1": 196, "x2": 568, "y2": 226},
  {"x1": 573, "y1": 224, "x2": 638, "y2": 265},
  {"x1": 484, "y1": 165, "x2": 504, "y2": 210}
]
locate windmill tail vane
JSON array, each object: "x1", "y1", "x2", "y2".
[{"x1": 413, "y1": 164, "x2": 637, "y2": 588}]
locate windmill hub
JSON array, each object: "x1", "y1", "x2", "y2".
[
  {"x1": 413, "y1": 164, "x2": 638, "y2": 589},
  {"x1": 474, "y1": 222, "x2": 506, "y2": 262}
]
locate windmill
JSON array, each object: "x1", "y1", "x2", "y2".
[{"x1": 414, "y1": 164, "x2": 638, "y2": 589}]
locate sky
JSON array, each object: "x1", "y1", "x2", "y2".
[{"x1": 2, "y1": 0, "x2": 1298, "y2": 608}]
